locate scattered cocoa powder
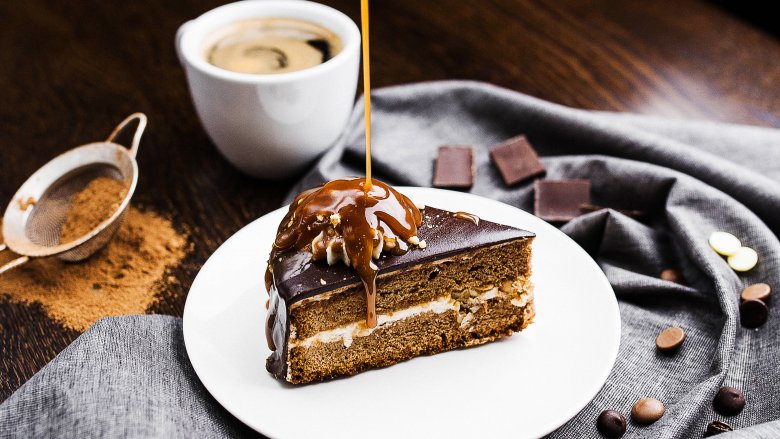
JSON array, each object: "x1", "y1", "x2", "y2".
[
  {"x1": 0, "y1": 207, "x2": 188, "y2": 331},
  {"x1": 60, "y1": 177, "x2": 128, "y2": 243}
]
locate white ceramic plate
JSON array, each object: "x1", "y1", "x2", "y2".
[{"x1": 183, "y1": 187, "x2": 620, "y2": 439}]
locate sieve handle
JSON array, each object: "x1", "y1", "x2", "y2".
[
  {"x1": 106, "y1": 113, "x2": 148, "y2": 159},
  {"x1": 0, "y1": 244, "x2": 30, "y2": 275}
]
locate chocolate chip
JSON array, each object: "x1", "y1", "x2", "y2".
[
  {"x1": 728, "y1": 246, "x2": 759, "y2": 272},
  {"x1": 705, "y1": 420, "x2": 733, "y2": 436},
  {"x1": 713, "y1": 386, "x2": 745, "y2": 416},
  {"x1": 708, "y1": 231, "x2": 741, "y2": 256},
  {"x1": 433, "y1": 145, "x2": 474, "y2": 189},
  {"x1": 660, "y1": 268, "x2": 685, "y2": 285},
  {"x1": 740, "y1": 299, "x2": 768, "y2": 328},
  {"x1": 656, "y1": 326, "x2": 685, "y2": 352},
  {"x1": 596, "y1": 410, "x2": 626, "y2": 438},
  {"x1": 741, "y1": 283, "x2": 771, "y2": 303},
  {"x1": 534, "y1": 179, "x2": 591, "y2": 222},
  {"x1": 489, "y1": 135, "x2": 546, "y2": 186},
  {"x1": 631, "y1": 397, "x2": 665, "y2": 424}
]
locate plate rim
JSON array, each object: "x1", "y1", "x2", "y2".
[{"x1": 183, "y1": 187, "x2": 621, "y2": 438}]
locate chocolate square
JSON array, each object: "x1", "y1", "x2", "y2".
[
  {"x1": 534, "y1": 179, "x2": 591, "y2": 222},
  {"x1": 433, "y1": 145, "x2": 474, "y2": 188},
  {"x1": 489, "y1": 135, "x2": 546, "y2": 186}
]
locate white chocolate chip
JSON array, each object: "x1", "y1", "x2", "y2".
[
  {"x1": 728, "y1": 247, "x2": 758, "y2": 272},
  {"x1": 325, "y1": 239, "x2": 339, "y2": 266},
  {"x1": 709, "y1": 231, "x2": 741, "y2": 256},
  {"x1": 311, "y1": 230, "x2": 325, "y2": 254},
  {"x1": 372, "y1": 235, "x2": 384, "y2": 259}
]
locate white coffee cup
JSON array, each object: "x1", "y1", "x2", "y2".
[{"x1": 176, "y1": 0, "x2": 360, "y2": 178}]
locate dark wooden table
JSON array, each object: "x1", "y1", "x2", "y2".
[{"x1": 1, "y1": 0, "x2": 779, "y2": 402}]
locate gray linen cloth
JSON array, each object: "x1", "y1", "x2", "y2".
[{"x1": 1, "y1": 81, "x2": 779, "y2": 438}]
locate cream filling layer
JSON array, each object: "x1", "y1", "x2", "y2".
[
  {"x1": 290, "y1": 285, "x2": 532, "y2": 349},
  {"x1": 291, "y1": 296, "x2": 459, "y2": 349}
]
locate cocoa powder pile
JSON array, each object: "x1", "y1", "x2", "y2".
[
  {"x1": 60, "y1": 177, "x2": 129, "y2": 243},
  {"x1": 0, "y1": 178, "x2": 188, "y2": 331}
]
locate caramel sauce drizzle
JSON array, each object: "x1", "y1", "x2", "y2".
[
  {"x1": 268, "y1": 1, "x2": 421, "y2": 335},
  {"x1": 273, "y1": 178, "x2": 421, "y2": 327},
  {"x1": 454, "y1": 211, "x2": 480, "y2": 225}
]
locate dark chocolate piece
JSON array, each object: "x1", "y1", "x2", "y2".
[
  {"x1": 266, "y1": 206, "x2": 535, "y2": 379},
  {"x1": 705, "y1": 420, "x2": 733, "y2": 436},
  {"x1": 596, "y1": 410, "x2": 627, "y2": 438},
  {"x1": 489, "y1": 135, "x2": 546, "y2": 186},
  {"x1": 433, "y1": 145, "x2": 474, "y2": 188},
  {"x1": 714, "y1": 386, "x2": 745, "y2": 415},
  {"x1": 534, "y1": 179, "x2": 591, "y2": 222},
  {"x1": 740, "y1": 299, "x2": 768, "y2": 328}
]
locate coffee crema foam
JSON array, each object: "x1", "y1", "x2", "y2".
[{"x1": 204, "y1": 18, "x2": 342, "y2": 75}]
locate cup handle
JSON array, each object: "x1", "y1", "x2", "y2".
[
  {"x1": 106, "y1": 113, "x2": 148, "y2": 159},
  {"x1": 176, "y1": 20, "x2": 193, "y2": 66}
]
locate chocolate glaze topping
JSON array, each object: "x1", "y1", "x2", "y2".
[
  {"x1": 271, "y1": 177, "x2": 421, "y2": 327},
  {"x1": 265, "y1": 204, "x2": 535, "y2": 380}
]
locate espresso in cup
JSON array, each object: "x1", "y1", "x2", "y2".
[{"x1": 205, "y1": 18, "x2": 342, "y2": 75}]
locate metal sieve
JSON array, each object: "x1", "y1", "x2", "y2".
[{"x1": 0, "y1": 113, "x2": 147, "y2": 274}]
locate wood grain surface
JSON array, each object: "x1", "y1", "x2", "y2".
[{"x1": 1, "y1": 0, "x2": 778, "y2": 403}]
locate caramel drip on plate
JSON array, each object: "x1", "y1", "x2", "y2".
[
  {"x1": 273, "y1": 178, "x2": 422, "y2": 327},
  {"x1": 454, "y1": 211, "x2": 480, "y2": 225}
]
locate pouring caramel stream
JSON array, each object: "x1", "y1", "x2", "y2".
[{"x1": 360, "y1": 0, "x2": 372, "y2": 190}]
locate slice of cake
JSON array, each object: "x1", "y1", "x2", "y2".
[{"x1": 265, "y1": 178, "x2": 535, "y2": 384}]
